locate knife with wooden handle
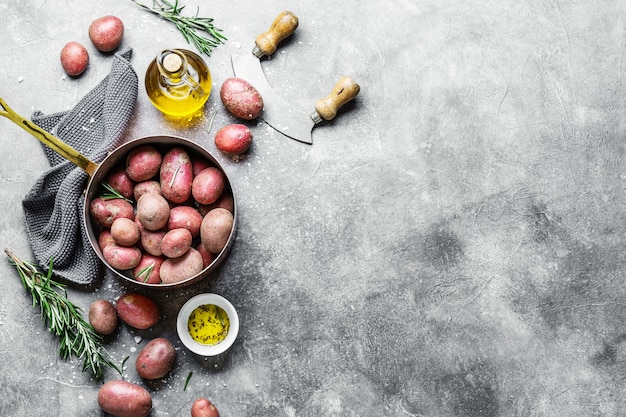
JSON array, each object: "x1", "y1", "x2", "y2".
[{"x1": 231, "y1": 12, "x2": 360, "y2": 144}]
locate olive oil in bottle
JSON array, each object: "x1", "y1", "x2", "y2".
[{"x1": 145, "y1": 49, "x2": 212, "y2": 117}]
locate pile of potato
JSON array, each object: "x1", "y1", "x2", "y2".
[
  {"x1": 91, "y1": 294, "x2": 219, "y2": 417},
  {"x1": 90, "y1": 144, "x2": 234, "y2": 285},
  {"x1": 60, "y1": 15, "x2": 124, "y2": 77}
]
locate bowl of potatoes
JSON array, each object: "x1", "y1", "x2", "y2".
[{"x1": 84, "y1": 134, "x2": 237, "y2": 288}]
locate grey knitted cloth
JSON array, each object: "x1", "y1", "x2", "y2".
[{"x1": 23, "y1": 48, "x2": 138, "y2": 285}]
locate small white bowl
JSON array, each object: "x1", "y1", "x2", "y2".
[{"x1": 177, "y1": 293, "x2": 239, "y2": 356}]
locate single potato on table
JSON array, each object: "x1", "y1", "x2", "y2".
[
  {"x1": 116, "y1": 293, "x2": 160, "y2": 329},
  {"x1": 191, "y1": 398, "x2": 220, "y2": 417},
  {"x1": 89, "y1": 15, "x2": 124, "y2": 52},
  {"x1": 135, "y1": 337, "x2": 176, "y2": 380},
  {"x1": 98, "y1": 380, "x2": 152, "y2": 417},
  {"x1": 88, "y1": 299, "x2": 118, "y2": 336}
]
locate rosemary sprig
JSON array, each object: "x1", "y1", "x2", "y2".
[
  {"x1": 184, "y1": 371, "x2": 193, "y2": 391},
  {"x1": 134, "y1": 263, "x2": 155, "y2": 283},
  {"x1": 99, "y1": 182, "x2": 132, "y2": 203},
  {"x1": 131, "y1": 0, "x2": 227, "y2": 56},
  {"x1": 207, "y1": 109, "x2": 218, "y2": 134},
  {"x1": 5, "y1": 249, "x2": 122, "y2": 382}
]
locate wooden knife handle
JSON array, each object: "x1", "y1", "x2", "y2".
[
  {"x1": 254, "y1": 11, "x2": 299, "y2": 57},
  {"x1": 313, "y1": 77, "x2": 361, "y2": 122}
]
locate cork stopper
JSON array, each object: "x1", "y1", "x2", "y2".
[{"x1": 162, "y1": 52, "x2": 183, "y2": 73}]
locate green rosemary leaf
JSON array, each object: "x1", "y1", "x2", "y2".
[
  {"x1": 5, "y1": 249, "x2": 123, "y2": 382},
  {"x1": 184, "y1": 371, "x2": 193, "y2": 390},
  {"x1": 131, "y1": 0, "x2": 227, "y2": 56},
  {"x1": 99, "y1": 182, "x2": 132, "y2": 203}
]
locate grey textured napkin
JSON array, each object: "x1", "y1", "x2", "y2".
[{"x1": 23, "y1": 48, "x2": 138, "y2": 285}]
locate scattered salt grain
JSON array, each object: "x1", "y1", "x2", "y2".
[{"x1": 134, "y1": 336, "x2": 142, "y2": 344}]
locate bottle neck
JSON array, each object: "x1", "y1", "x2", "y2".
[{"x1": 156, "y1": 50, "x2": 205, "y2": 100}]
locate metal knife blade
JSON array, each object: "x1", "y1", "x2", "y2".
[
  {"x1": 231, "y1": 52, "x2": 314, "y2": 144},
  {"x1": 230, "y1": 11, "x2": 314, "y2": 142},
  {"x1": 230, "y1": 11, "x2": 361, "y2": 144}
]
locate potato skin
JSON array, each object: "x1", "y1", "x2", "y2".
[
  {"x1": 98, "y1": 229, "x2": 115, "y2": 251},
  {"x1": 199, "y1": 193, "x2": 234, "y2": 216},
  {"x1": 167, "y1": 206, "x2": 203, "y2": 237},
  {"x1": 140, "y1": 227, "x2": 166, "y2": 257},
  {"x1": 200, "y1": 208, "x2": 234, "y2": 254},
  {"x1": 60, "y1": 41, "x2": 89, "y2": 77},
  {"x1": 160, "y1": 247, "x2": 204, "y2": 284},
  {"x1": 196, "y1": 243, "x2": 217, "y2": 269},
  {"x1": 105, "y1": 165, "x2": 135, "y2": 200},
  {"x1": 89, "y1": 15, "x2": 124, "y2": 52},
  {"x1": 214, "y1": 124, "x2": 253, "y2": 155},
  {"x1": 136, "y1": 192, "x2": 170, "y2": 231},
  {"x1": 135, "y1": 337, "x2": 176, "y2": 379},
  {"x1": 132, "y1": 253, "x2": 165, "y2": 284},
  {"x1": 88, "y1": 299, "x2": 118, "y2": 336},
  {"x1": 116, "y1": 293, "x2": 160, "y2": 329},
  {"x1": 134, "y1": 180, "x2": 162, "y2": 201},
  {"x1": 160, "y1": 147, "x2": 193, "y2": 204},
  {"x1": 97, "y1": 380, "x2": 152, "y2": 417},
  {"x1": 220, "y1": 77, "x2": 263, "y2": 120},
  {"x1": 191, "y1": 157, "x2": 212, "y2": 176},
  {"x1": 160, "y1": 228, "x2": 192, "y2": 258},
  {"x1": 103, "y1": 244, "x2": 142, "y2": 270},
  {"x1": 111, "y1": 217, "x2": 141, "y2": 247},
  {"x1": 126, "y1": 145, "x2": 162, "y2": 182},
  {"x1": 90, "y1": 197, "x2": 134, "y2": 228},
  {"x1": 191, "y1": 398, "x2": 220, "y2": 417},
  {"x1": 192, "y1": 167, "x2": 225, "y2": 205}
]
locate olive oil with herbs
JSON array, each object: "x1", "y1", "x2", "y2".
[{"x1": 187, "y1": 303, "x2": 230, "y2": 345}]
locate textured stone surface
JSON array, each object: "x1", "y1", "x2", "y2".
[{"x1": 2, "y1": 0, "x2": 626, "y2": 416}]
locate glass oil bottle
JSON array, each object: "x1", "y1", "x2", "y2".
[{"x1": 145, "y1": 49, "x2": 212, "y2": 118}]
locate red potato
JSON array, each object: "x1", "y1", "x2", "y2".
[
  {"x1": 199, "y1": 192, "x2": 234, "y2": 216},
  {"x1": 103, "y1": 243, "x2": 142, "y2": 270},
  {"x1": 191, "y1": 398, "x2": 220, "y2": 417},
  {"x1": 134, "y1": 180, "x2": 162, "y2": 201},
  {"x1": 220, "y1": 77, "x2": 264, "y2": 120},
  {"x1": 126, "y1": 145, "x2": 162, "y2": 182},
  {"x1": 89, "y1": 15, "x2": 124, "y2": 52},
  {"x1": 140, "y1": 227, "x2": 166, "y2": 256},
  {"x1": 160, "y1": 147, "x2": 193, "y2": 204},
  {"x1": 192, "y1": 167, "x2": 225, "y2": 205},
  {"x1": 136, "y1": 192, "x2": 170, "y2": 231},
  {"x1": 90, "y1": 197, "x2": 134, "y2": 228},
  {"x1": 133, "y1": 253, "x2": 165, "y2": 284},
  {"x1": 214, "y1": 124, "x2": 253, "y2": 155},
  {"x1": 116, "y1": 293, "x2": 160, "y2": 329},
  {"x1": 160, "y1": 228, "x2": 193, "y2": 258},
  {"x1": 88, "y1": 299, "x2": 118, "y2": 336},
  {"x1": 60, "y1": 41, "x2": 89, "y2": 77},
  {"x1": 98, "y1": 229, "x2": 115, "y2": 251},
  {"x1": 105, "y1": 165, "x2": 135, "y2": 200},
  {"x1": 200, "y1": 208, "x2": 234, "y2": 254},
  {"x1": 196, "y1": 243, "x2": 217, "y2": 269},
  {"x1": 191, "y1": 157, "x2": 212, "y2": 176},
  {"x1": 98, "y1": 380, "x2": 152, "y2": 417},
  {"x1": 135, "y1": 337, "x2": 176, "y2": 380},
  {"x1": 160, "y1": 247, "x2": 204, "y2": 284},
  {"x1": 167, "y1": 206, "x2": 203, "y2": 237},
  {"x1": 111, "y1": 217, "x2": 141, "y2": 247}
]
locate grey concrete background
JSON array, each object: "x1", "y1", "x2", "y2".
[{"x1": 2, "y1": 0, "x2": 626, "y2": 416}]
